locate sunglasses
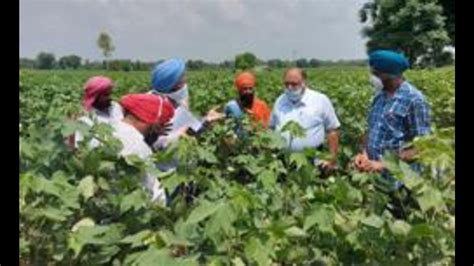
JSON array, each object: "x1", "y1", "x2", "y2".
[{"x1": 284, "y1": 81, "x2": 301, "y2": 87}]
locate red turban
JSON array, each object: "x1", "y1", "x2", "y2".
[
  {"x1": 120, "y1": 94, "x2": 175, "y2": 125},
  {"x1": 234, "y1": 72, "x2": 256, "y2": 92},
  {"x1": 83, "y1": 76, "x2": 114, "y2": 111}
]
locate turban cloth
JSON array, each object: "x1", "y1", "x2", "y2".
[
  {"x1": 83, "y1": 76, "x2": 113, "y2": 111},
  {"x1": 234, "y1": 71, "x2": 256, "y2": 92},
  {"x1": 369, "y1": 50, "x2": 410, "y2": 76},
  {"x1": 151, "y1": 58, "x2": 185, "y2": 93},
  {"x1": 120, "y1": 94, "x2": 175, "y2": 125}
]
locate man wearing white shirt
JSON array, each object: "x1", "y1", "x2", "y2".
[
  {"x1": 270, "y1": 68, "x2": 341, "y2": 171},
  {"x1": 72, "y1": 76, "x2": 124, "y2": 148},
  {"x1": 112, "y1": 93, "x2": 175, "y2": 204}
]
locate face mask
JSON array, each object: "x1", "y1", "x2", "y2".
[
  {"x1": 285, "y1": 86, "x2": 304, "y2": 103},
  {"x1": 239, "y1": 92, "x2": 254, "y2": 108},
  {"x1": 167, "y1": 84, "x2": 189, "y2": 105},
  {"x1": 369, "y1": 75, "x2": 384, "y2": 92}
]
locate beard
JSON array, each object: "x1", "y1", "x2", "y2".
[
  {"x1": 239, "y1": 92, "x2": 255, "y2": 109},
  {"x1": 94, "y1": 99, "x2": 111, "y2": 111}
]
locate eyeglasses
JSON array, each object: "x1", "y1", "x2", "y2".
[{"x1": 284, "y1": 81, "x2": 301, "y2": 87}]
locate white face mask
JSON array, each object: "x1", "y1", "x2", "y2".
[
  {"x1": 285, "y1": 86, "x2": 304, "y2": 103},
  {"x1": 369, "y1": 75, "x2": 384, "y2": 92},
  {"x1": 167, "y1": 84, "x2": 189, "y2": 105}
]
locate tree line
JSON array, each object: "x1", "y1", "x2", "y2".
[{"x1": 19, "y1": 52, "x2": 369, "y2": 71}]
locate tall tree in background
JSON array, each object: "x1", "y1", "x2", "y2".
[
  {"x1": 235, "y1": 52, "x2": 258, "y2": 70},
  {"x1": 438, "y1": 0, "x2": 454, "y2": 46},
  {"x1": 97, "y1": 32, "x2": 115, "y2": 70},
  {"x1": 359, "y1": 0, "x2": 451, "y2": 67},
  {"x1": 36, "y1": 52, "x2": 56, "y2": 69}
]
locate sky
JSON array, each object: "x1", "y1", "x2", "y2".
[{"x1": 20, "y1": 0, "x2": 369, "y2": 62}]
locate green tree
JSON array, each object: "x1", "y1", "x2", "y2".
[
  {"x1": 359, "y1": 0, "x2": 450, "y2": 67},
  {"x1": 295, "y1": 58, "x2": 309, "y2": 68},
  {"x1": 58, "y1": 55, "x2": 82, "y2": 69},
  {"x1": 309, "y1": 58, "x2": 321, "y2": 68},
  {"x1": 438, "y1": 0, "x2": 454, "y2": 45},
  {"x1": 35, "y1": 52, "x2": 56, "y2": 69},
  {"x1": 97, "y1": 32, "x2": 115, "y2": 69},
  {"x1": 235, "y1": 52, "x2": 258, "y2": 70},
  {"x1": 187, "y1": 59, "x2": 206, "y2": 70}
]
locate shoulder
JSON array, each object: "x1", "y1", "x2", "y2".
[
  {"x1": 305, "y1": 88, "x2": 332, "y2": 105},
  {"x1": 254, "y1": 98, "x2": 270, "y2": 109},
  {"x1": 225, "y1": 99, "x2": 238, "y2": 108},
  {"x1": 273, "y1": 93, "x2": 287, "y2": 110},
  {"x1": 400, "y1": 82, "x2": 429, "y2": 105}
]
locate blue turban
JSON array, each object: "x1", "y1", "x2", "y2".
[
  {"x1": 369, "y1": 50, "x2": 409, "y2": 76},
  {"x1": 151, "y1": 58, "x2": 186, "y2": 93}
]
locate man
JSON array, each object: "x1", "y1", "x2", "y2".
[
  {"x1": 354, "y1": 50, "x2": 431, "y2": 189},
  {"x1": 224, "y1": 71, "x2": 271, "y2": 128},
  {"x1": 270, "y1": 68, "x2": 340, "y2": 171},
  {"x1": 113, "y1": 93, "x2": 175, "y2": 204},
  {"x1": 150, "y1": 58, "x2": 224, "y2": 149},
  {"x1": 72, "y1": 76, "x2": 123, "y2": 147}
]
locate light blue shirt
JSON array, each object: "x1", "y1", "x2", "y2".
[{"x1": 270, "y1": 88, "x2": 340, "y2": 151}]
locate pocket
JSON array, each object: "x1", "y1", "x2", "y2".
[
  {"x1": 299, "y1": 111, "x2": 323, "y2": 130},
  {"x1": 383, "y1": 108, "x2": 407, "y2": 138}
]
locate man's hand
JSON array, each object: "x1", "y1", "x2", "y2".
[
  {"x1": 353, "y1": 153, "x2": 385, "y2": 173},
  {"x1": 205, "y1": 106, "x2": 225, "y2": 123},
  {"x1": 354, "y1": 152, "x2": 369, "y2": 170},
  {"x1": 156, "y1": 122, "x2": 173, "y2": 137},
  {"x1": 320, "y1": 160, "x2": 338, "y2": 172}
]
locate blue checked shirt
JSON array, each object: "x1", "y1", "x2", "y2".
[{"x1": 367, "y1": 81, "x2": 431, "y2": 160}]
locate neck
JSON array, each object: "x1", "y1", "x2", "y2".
[
  {"x1": 122, "y1": 116, "x2": 147, "y2": 135},
  {"x1": 384, "y1": 78, "x2": 403, "y2": 96}
]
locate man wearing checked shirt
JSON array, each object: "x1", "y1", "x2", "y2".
[
  {"x1": 354, "y1": 50, "x2": 431, "y2": 191},
  {"x1": 270, "y1": 68, "x2": 341, "y2": 172}
]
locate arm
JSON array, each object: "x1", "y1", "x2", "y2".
[
  {"x1": 326, "y1": 129, "x2": 339, "y2": 163},
  {"x1": 321, "y1": 96, "x2": 341, "y2": 169},
  {"x1": 399, "y1": 99, "x2": 431, "y2": 162}
]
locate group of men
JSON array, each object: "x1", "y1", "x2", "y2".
[{"x1": 73, "y1": 49, "x2": 431, "y2": 208}]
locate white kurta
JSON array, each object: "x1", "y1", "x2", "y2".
[
  {"x1": 111, "y1": 120, "x2": 167, "y2": 204},
  {"x1": 75, "y1": 102, "x2": 124, "y2": 147}
]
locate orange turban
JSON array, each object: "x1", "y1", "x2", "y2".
[{"x1": 234, "y1": 72, "x2": 256, "y2": 92}]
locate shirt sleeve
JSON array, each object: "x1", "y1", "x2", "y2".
[
  {"x1": 409, "y1": 99, "x2": 431, "y2": 137},
  {"x1": 322, "y1": 96, "x2": 341, "y2": 131}
]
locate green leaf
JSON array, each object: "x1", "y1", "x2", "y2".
[
  {"x1": 158, "y1": 229, "x2": 193, "y2": 247},
  {"x1": 417, "y1": 186, "x2": 445, "y2": 212},
  {"x1": 232, "y1": 257, "x2": 246, "y2": 266},
  {"x1": 303, "y1": 205, "x2": 335, "y2": 233},
  {"x1": 289, "y1": 152, "x2": 308, "y2": 169},
  {"x1": 129, "y1": 247, "x2": 198, "y2": 266},
  {"x1": 185, "y1": 200, "x2": 225, "y2": 225},
  {"x1": 281, "y1": 120, "x2": 305, "y2": 138},
  {"x1": 71, "y1": 217, "x2": 95, "y2": 232},
  {"x1": 284, "y1": 226, "x2": 307, "y2": 237},
  {"x1": 408, "y1": 224, "x2": 439, "y2": 240},
  {"x1": 361, "y1": 214, "x2": 384, "y2": 228},
  {"x1": 120, "y1": 230, "x2": 153, "y2": 248},
  {"x1": 120, "y1": 189, "x2": 148, "y2": 213},
  {"x1": 389, "y1": 220, "x2": 412, "y2": 236},
  {"x1": 244, "y1": 238, "x2": 272, "y2": 266},
  {"x1": 78, "y1": 175, "x2": 97, "y2": 200},
  {"x1": 257, "y1": 170, "x2": 276, "y2": 189}
]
